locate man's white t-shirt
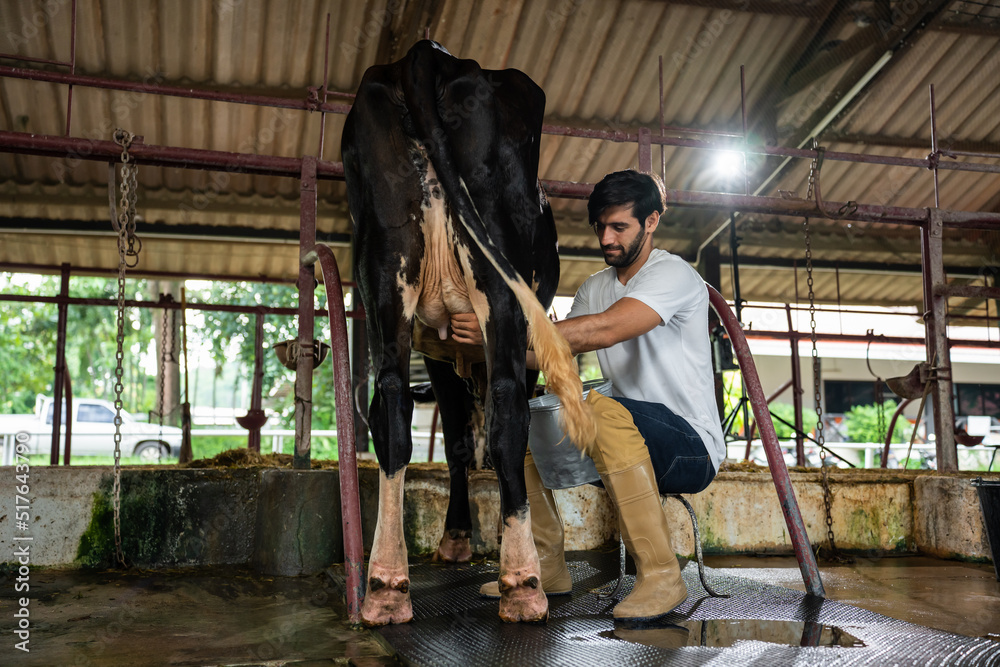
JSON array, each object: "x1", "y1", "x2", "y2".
[{"x1": 567, "y1": 248, "x2": 727, "y2": 471}]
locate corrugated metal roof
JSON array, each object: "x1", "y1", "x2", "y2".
[{"x1": 0, "y1": 0, "x2": 998, "y2": 322}]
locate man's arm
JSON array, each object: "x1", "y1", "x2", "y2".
[
  {"x1": 449, "y1": 297, "x2": 661, "y2": 361},
  {"x1": 555, "y1": 297, "x2": 661, "y2": 354}
]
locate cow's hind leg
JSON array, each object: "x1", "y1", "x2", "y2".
[
  {"x1": 360, "y1": 304, "x2": 415, "y2": 626},
  {"x1": 482, "y1": 310, "x2": 547, "y2": 623},
  {"x1": 424, "y1": 356, "x2": 476, "y2": 563}
]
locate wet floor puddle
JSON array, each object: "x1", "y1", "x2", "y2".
[{"x1": 599, "y1": 619, "x2": 865, "y2": 649}]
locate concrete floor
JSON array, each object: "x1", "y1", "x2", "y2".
[
  {"x1": 0, "y1": 567, "x2": 394, "y2": 667},
  {"x1": 2, "y1": 554, "x2": 997, "y2": 666},
  {"x1": 704, "y1": 554, "x2": 1000, "y2": 641}
]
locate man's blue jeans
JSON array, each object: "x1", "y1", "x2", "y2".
[{"x1": 610, "y1": 396, "x2": 716, "y2": 495}]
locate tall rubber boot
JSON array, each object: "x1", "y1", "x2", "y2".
[
  {"x1": 601, "y1": 458, "x2": 687, "y2": 620},
  {"x1": 584, "y1": 390, "x2": 687, "y2": 621},
  {"x1": 480, "y1": 454, "x2": 572, "y2": 598}
]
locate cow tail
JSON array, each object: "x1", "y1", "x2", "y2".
[
  {"x1": 401, "y1": 45, "x2": 596, "y2": 452},
  {"x1": 519, "y1": 284, "x2": 598, "y2": 451}
]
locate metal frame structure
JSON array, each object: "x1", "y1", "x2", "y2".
[{"x1": 3, "y1": 19, "x2": 1000, "y2": 614}]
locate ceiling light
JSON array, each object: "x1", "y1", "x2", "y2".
[{"x1": 714, "y1": 150, "x2": 744, "y2": 181}]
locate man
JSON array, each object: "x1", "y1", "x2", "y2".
[{"x1": 450, "y1": 169, "x2": 726, "y2": 621}]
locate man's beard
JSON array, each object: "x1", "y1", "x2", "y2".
[{"x1": 602, "y1": 228, "x2": 647, "y2": 268}]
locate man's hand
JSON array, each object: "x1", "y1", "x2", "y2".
[{"x1": 450, "y1": 312, "x2": 483, "y2": 345}]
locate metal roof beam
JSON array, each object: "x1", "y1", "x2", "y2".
[
  {"x1": 934, "y1": 20, "x2": 1000, "y2": 36},
  {"x1": 729, "y1": 254, "x2": 984, "y2": 277},
  {"x1": 0, "y1": 216, "x2": 352, "y2": 246},
  {"x1": 661, "y1": 0, "x2": 825, "y2": 17},
  {"x1": 825, "y1": 132, "x2": 1000, "y2": 154}
]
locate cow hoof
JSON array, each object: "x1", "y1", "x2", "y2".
[
  {"x1": 360, "y1": 575, "x2": 413, "y2": 626},
  {"x1": 431, "y1": 530, "x2": 472, "y2": 563},
  {"x1": 497, "y1": 572, "x2": 548, "y2": 623}
]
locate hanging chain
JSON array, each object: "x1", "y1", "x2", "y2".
[
  {"x1": 866, "y1": 331, "x2": 886, "y2": 446},
  {"x1": 806, "y1": 150, "x2": 818, "y2": 203},
  {"x1": 158, "y1": 304, "x2": 168, "y2": 442},
  {"x1": 111, "y1": 128, "x2": 141, "y2": 568},
  {"x1": 115, "y1": 129, "x2": 141, "y2": 266},
  {"x1": 804, "y1": 212, "x2": 841, "y2": 560}
]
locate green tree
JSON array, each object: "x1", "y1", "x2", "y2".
[
  {"x1": 190, "y1": 281, "x2": 343, "y2": 430},
  {"x1": 1, "y1": 274, "x2": 155, "y2": 415},
  {"x1": 845, "y1": 400, "x2": 909, "y2": 443}
]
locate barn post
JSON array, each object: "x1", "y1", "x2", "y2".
[
  {"x1": 697, "y1": 243, "x2": 726, "y2": 424},
  {"x1": 294, "y1": 156, "x2": 319, "y2": 469},
  {"x1": 786, "y1": 305, "x2": 806, "y2": 467},
  {"x1": 50, "y1": 263, "x2": 71, "y2": 465},
  {"x1": 246, "y1": 308, "x2": 266, "y2": 454},
  {"x1": 922, "y1": 209, "x2": 958, "y2": 471}
]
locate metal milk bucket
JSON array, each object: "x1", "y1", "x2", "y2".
[{"x1": 528, "y1": 379, "x2": 612, "y2": 489}]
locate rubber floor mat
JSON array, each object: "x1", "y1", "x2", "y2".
[{"x1": 374, "y1": 550, "x2": 1000, "y2": 666}]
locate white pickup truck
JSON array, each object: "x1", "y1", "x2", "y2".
[{"x1": 0, "y1": 395, "x2": 182, "y2": 462}]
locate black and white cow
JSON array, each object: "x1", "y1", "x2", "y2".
[{"x1": 342, "y1": 40, "x2": 594, "y2": 625}]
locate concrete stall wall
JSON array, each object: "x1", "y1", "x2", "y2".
[{"x1": 0, "y1": 466, "x2": 994, "y2": 572}]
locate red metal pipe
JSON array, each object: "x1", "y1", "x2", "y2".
[
  {"x1": 315, "y1": 244, "x2": 364, "y2": 625},
  {"x1": 930, "y1": 84, "x2": 940, "y2": 209},
  {"x1": 787, "y1": 305, "x2": 806, "y2": 467},
  {"x1": 0, "y1": 261, "x2": 358, "y2": 289},
  {"x1": 65, "y1": 0, "x2": 77, "y2": 137},
  {"x1": 4, "y1": 128, "x2": 1000, "y2": 228},
  {"x1": 745, "y1": 302, "x2": 921, "y2": 317},
  {"x1": 427, "y1": 404, "x2": 439, "y2": 463},
  {"x1": 658, "y1": 55, "x2": 665, "y2": 179},
  {"x1": 0, "y1": 293, "x2": 364, "y2": 320},
  {"x1": 542, "y1": 122, "x2": 742, "y2": 140},
  {"x1": 245, "y1": 310, "x2": 266, "y2": 454},
  {"x1": 638, "y1": 127, "x2": 652, "y2": 175},
  {"x1": 708, "y1": 284, "x2": 826, "y2": 598},
  {"x1": 741, "y1": 64, "x2": 749, "y2": 196},
  {"x1": 4, "y1": 63, "x2": 1000, "y2": 179},
  {"x1": 294, "y1": 157, "x2": 318, "y2": 469},
  {"x1": 741, "y1": 328, "x2": 1000, "y2": 349},
  {"x1": 881, "y1": 397, "x2": 915, "y2": 469},
  {"x1": 0, "y1": 54, "x2": 71, "y2": 67},
  {"x1": 935, "y1": 284, "x2": 1000, "y2": 299},
  {"x1": 0, "y1": 130, "x2": 344, "y2": 179},
  {"x1": 317, "y1": 13, "x2": 332, "y2": 160},
  {"x1": 63, "y1": 371, "x2": 73, "y2": 466},
  {"x1": 0, "y1": 65, "x2": 353, "y2": 116},
  {"x1": 745, "y1": 378, "x2": 794, "y2": 459},
  {"x1": 921, "y1": 212, "x2": 958, "y2": 471},
  {"x1": 543, "y1": 178, "x2": 1000, "y2": 228},
  {"x1": 50, "y1": 264, "x2": 71, "y2": 465},
  {"x1": 947, "y1": 148, "x2": 1000, "y2": 160}
]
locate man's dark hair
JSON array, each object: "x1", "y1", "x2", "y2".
[{"x1": 587, "y1": 170, "x2": 667, "y2": 226}]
